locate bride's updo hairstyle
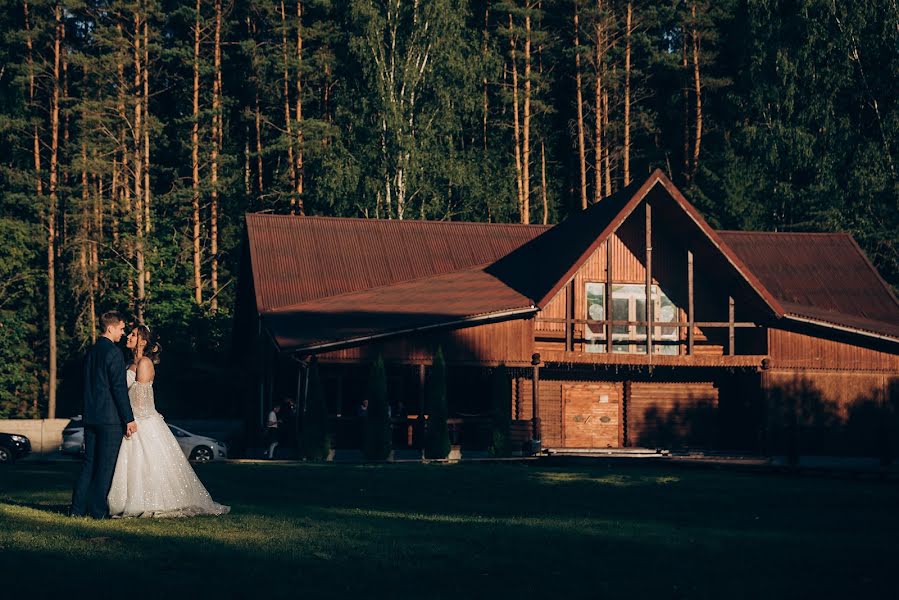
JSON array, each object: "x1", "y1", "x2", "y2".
[{"x1": 135, "y1": 324, "x2": 162, "y2": 365}]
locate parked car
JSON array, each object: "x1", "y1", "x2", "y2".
[
  {"x1": 0, "y1": 432, "x2": 32, "y2": 463},
  {"x1": 60, "y1": 417, "x2": 85, "y2": 456},
  {"x1": 61, "y1": 417, "x2": 227, "y2": 462}
]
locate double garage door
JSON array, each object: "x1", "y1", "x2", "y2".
[{"x1": 559, "y1": 381, "x2": 718, "y2": 449}]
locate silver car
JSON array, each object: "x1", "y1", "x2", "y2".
[{"x1": 61, "y1": 417, "x2": 228, "y2": 462}]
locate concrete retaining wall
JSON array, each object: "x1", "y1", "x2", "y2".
[{"x1": 0, "y1": 419, "x2": 70, "y2": 455}]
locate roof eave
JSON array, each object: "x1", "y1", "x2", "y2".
[
  {"x1": 783, "y1": 313, "x2": 899, "y2": 345},
  {"x1": 267, "y1": 305, "x2": 538, "y2": 354}
]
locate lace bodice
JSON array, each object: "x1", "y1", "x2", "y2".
[{"x1": 126, "y1": 369, "x2": 158, "y2": 419}]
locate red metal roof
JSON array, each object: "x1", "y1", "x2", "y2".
[
  {"x1": 262, "y1": 268, "x2": 535, "y2": 351},
  {"x1": 719, "y1": 231, "x2": 899, "y2": 340},
  {"x1": 245, "y1": 213, "x2": 548, "y2": 313},
  {"x1": 244, "y1": 172, "x2": 899, "y2": 351}
]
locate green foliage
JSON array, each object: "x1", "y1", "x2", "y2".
[
  {"x1": 0, "y1": 0, "x2": 897, "y2": 417},
  {"x1": 488, "y1": 365, "x2": 512, "y2": 457},
  {"x1": 363, "y1": 355, "x2": 391, "y2": 460},
  {"x1": 302, "y1": 360, "x2": 331, "y2": 461},
  {"x1": 424, "y1": 347, "x2": 450, "y2": 459}
]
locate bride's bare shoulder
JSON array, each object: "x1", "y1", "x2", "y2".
[{"x1": 136, "y1": 356, "x2": 155, "y2": 383}]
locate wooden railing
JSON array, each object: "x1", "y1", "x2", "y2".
[{"x1": 535, "y1": 316, "x2": 759, "y2": 356}]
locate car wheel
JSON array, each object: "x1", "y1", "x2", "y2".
[
  {"x1": 0, "y1": 446, "x2": 12, "y2": 463},
  {"x1": 190, "y1": 446, "x2": 214, "y2": 463}
]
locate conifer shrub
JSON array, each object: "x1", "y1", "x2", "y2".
[{"x1": 363, "y1": 354, "x2": 392, "y2": 460}]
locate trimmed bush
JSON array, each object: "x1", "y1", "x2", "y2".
[
  {"x1": 488, "y1": 365, "x2": 512, "y2": 457},
  {"x1": 363, "y1": 355, "x2": 392, "y2": 460},
  {"x1": 425, "y1": 347, "x2": 451, "y2": 459},
  {"x1": 302, "y1": 360, "x2": 331, "y2": 461}
]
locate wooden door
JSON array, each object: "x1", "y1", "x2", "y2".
[{"x1": 562, "y1": 383, "x2": 620, "y2": 448}]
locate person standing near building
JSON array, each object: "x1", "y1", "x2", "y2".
[{"x1": 265, "y1": 405, "x2": 281, "y2": 459}]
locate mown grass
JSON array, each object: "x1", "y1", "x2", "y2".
[{"x1": 1, "y1": 461, "x2": 896, "y2": 598}]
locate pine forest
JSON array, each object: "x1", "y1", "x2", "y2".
[{"x1": 0, "y1": 0, "x2": 896, "y2": 418}]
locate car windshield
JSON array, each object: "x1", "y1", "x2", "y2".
[{"x1": 65, "y1": 419, "x2": 83, "y2": 429}]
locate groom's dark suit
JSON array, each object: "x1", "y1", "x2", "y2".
[{"x1": 71, "y1": 337, "x2": 135, "y2": 518}]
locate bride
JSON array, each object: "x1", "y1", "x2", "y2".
[{"x1": 108, "y1": 324, "x2": 229, "y2": 518}]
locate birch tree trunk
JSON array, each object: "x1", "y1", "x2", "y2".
[
  {"x1": 249, "y1": 15, "x2": 264, "y2": 195},
  {"x1": 133, "y1": 10, "x2": 145, "y2": 323},
  {"x1": 117, "y1": 23, "x2": 132, "y2": 298},
  {"x1": 623, "y1": 1, "x2": 632, "y2": 186},
  {"x1": 60, "y1": 25, "x2": 68, "y2": 258},
  {"x1": 25, "y1": 1, "x2": 41, "y2": 202},
  {"x1": 143, "y1": 18, "x2": 151, "y2": 238},
  {"x1": 295, "y1": 0, "x2": 305, "y2": 215},
  {"x1": 210, "y1": 0, "x2": 222, "y2": 313},
  {"x1": 574, "y1": 1, "x2": 588, "y2": 209},
  {"x1": 192, "y1": 0, "x2": 203, "y2": 304},
  {"x1": 280, "y1": 0, "x2": 297, "y2": 212},
  {"x1": 482, "y1": 3, "x2": 489, "y2": 151},
  {"x1": 521, "y1": 12, "x2": 532, "y2": 224},
  {"x1": 80, "y1": 144, "x2": 94, "y2": 342},
  {"x1": 682, "y1": 31, "x2": 690, "y2": 182},
  {"x1": 509, "y1": 16, "x2": 524, "y2": 218}
]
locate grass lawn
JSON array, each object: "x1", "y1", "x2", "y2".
[{"x1": 1, "y1": 460, "x2": 896, "y2": 598}]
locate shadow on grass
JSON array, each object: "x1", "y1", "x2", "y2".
[{"x1": 2, "y1": 462, "x2": 898, "y2": 599}]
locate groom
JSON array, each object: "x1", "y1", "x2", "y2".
[{"x1": 70, "y1": 311, "x2": 138, "y2": 519}]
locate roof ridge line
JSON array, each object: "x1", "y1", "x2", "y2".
[
  {"x1": 246, "y1": 212, "x2": 553, "y2": 228},
  {"x1": 843, "y1": 235, "x2": 899, "y2": 310},
  {"x1": 717, "y1": 230, "x2": 852, "y2": 237}
]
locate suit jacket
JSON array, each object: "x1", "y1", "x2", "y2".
[{"x1": 82, "y1": 337, "x2": 135, "y2": 426}]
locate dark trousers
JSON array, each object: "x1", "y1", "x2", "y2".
[{"x1": 71, "y1": 423, "x2": 124, "y2": 518}]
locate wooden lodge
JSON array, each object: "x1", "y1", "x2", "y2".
[{"x1": 235, "y1": 170, "x2": 899, "y2": 456}]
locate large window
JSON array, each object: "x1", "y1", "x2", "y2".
[{"x1": 585, "y1": 283, "x2": 678, "y2": 355}]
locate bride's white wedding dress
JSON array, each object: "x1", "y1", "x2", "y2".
[{"x1": 108, "y1": 369, "x2": 230, "y2": 518}]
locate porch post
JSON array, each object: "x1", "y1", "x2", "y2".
[
  {"x1": 687, "y1": 249, "x2": 695, "y2": 354},
  {"x1": 728, "y1": 296, "x2": 735, "y2": 356},
  {"x1": 645, "y1": 202, "x2": 653, "y2": 357},
  {"x1": 566, "y1": 279, "x2": 574, "y2": 351},
  {"x1": 531, "y1": 353, "x2": 542, "y2": 452},
  {"x1": 606, "y1": 239, "x2": 613, "y2": 353},
  {"x1": 418, "y1": 363, "x2": 426, "y2": 454}
]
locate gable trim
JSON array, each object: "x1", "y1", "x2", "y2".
[{"x1": 536, "y1": 170, "x2": 785, "y2": 318}]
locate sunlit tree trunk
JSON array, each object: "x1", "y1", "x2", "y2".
[
  {"x1": 133, "y1": 10, "x2": 145, "y2": 323},
  {"x1": 682, "y1": 31, "x2": 690, "y2": 182},
  {"x1": 603, "y1": 86, "x2": 611, "y2": 196},
  {"x1": 509, "y1": 15, "x2": 524, "y2": 218},
  {"x1": 280, "y1": 0, "x2": 297, "y2": 212},
  {"x1": 691, "y1": 1, "x2": 702, "y2": 181},
  {"x1": 210, "y1": 0, "x2": 223, "y2": 313},
  {"x1": 143, "y1": 18, "x2": 151, "y2": 239},
  {"x1": 117, "y1": 23, "x2": 132, "y2": 299},
  {"x1": 295, "y1": 0, "x2": 305, "y2": 215},
  {"x1": 521, "y1": 12, "x2": 532, "y2": 224},
  {"x1": 60, "y1": 24, "x2": 68, "y2": 258},
  {"x1": 80, "y1": 144, "x2": 95, "y2": 342},
  {"x1": 623, "y1": 1, "x2": 632, "y2": 186},
  {"x1": 192, "y1": 0, "x2": 203, "y2": 305},
  {"x1": 574, "y1": 1, "x2": 588, "y2": 209},
  {"x1": 593, "y1": 0, "x2": 604, "y2": 202},
  {"x1": 540, "y1": 141, "x2": 548, "y2": 224},
  {"x1": 47, "y1": 2, "x2": 62, "y2": 418}
]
